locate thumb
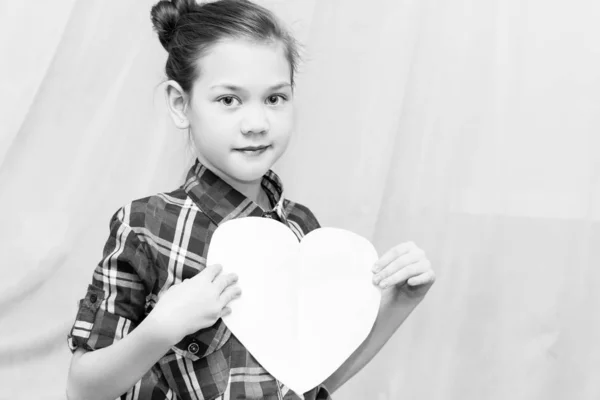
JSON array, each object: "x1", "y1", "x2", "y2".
[{"x1": 196, "y1": 264, "x2": 223, "y2": 282}]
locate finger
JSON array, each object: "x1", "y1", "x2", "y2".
[
  {"x1": 220, "y1": 285, "x2": 242, "y2": 305},
  {"x1": 407, "y1": 271, "x2": 436, "y2": 286},
  {"x1": 220, "y1": 306, "x2": 232, "y2": 318},
  {"x1": 378, "y1": 259, "x2": 430, "y2": 289},
  {"x1": 373, "y1": 251, "x2": 422, "y2": 284},
  {"x1": 372, "y1": 242, "x2": 414, "y2": 273},
  {"x1": 215, "y1": 273, "x2": 239, "y2": 294},
  {"x1": 202, "y1": 264, "x2": 223, "y2": 282}
]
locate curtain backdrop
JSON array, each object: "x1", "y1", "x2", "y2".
[{"x1": 1, "y1": 0, "x2": 598, "y2": 399}]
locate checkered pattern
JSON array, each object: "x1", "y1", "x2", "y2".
[{"x1": 67, "y1": 159, "x2": 331, "y2": 400}]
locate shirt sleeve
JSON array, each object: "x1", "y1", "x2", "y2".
[
  {"x1": 67, "y1": 205, "x2": 151, "y2": 352},
  {"x1": 315, "y1": 385, "x2": 332, "y2": 399},
  {"x1": 302, "y1": 384, "x2": 332, "y2": 400}
]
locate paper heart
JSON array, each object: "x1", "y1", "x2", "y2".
[{"x1": 207, "y1": 217, "x2": 381, "y2": 395}]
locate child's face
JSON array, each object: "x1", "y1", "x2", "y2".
[{"x1": 187, "y1": 38, "x2": 294, "y2": 185}]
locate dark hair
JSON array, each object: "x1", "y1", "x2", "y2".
[{"x1": 150, "y1": 0, "x2": 300, "y2": 94}]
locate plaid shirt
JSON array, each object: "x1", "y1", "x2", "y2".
[{"x1": 68, "y1": 159, "x2": 332, "y2": 400}]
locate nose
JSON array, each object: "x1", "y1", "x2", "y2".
[{"x1": 240, "y1": 104, "x2": 270, "y2": 136}]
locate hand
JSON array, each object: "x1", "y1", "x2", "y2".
[
  {"x1": 372, "y1": 241, "x2": 435, "y2": 297},
  {"x1": 148, "y1": 264, "x2": 241, "y2": 345}
]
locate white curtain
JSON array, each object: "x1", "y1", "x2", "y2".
[{"x1": 1, "y1": 0, "x2": 598, "y2": 399}]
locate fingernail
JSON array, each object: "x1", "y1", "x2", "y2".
[
  {"x1": 373, "y1": 275, "x2": 380, "y2": 284},
  {"x1": 372, "y1": 264, "x2": 380, "y2": 273}
]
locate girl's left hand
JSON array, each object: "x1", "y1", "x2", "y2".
[{"x1": 372, "y1": 241, "x2": 435, "y2": 297}]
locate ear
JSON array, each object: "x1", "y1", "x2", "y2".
[{"x1": 164, "y1": 80, "x2": 190, "y2": 130}]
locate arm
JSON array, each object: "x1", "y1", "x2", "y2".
[
  {"x1": 67, "y1": 315, "x2": 173, "y2": 400},
  {"x1": 67, "y1": 266, "x2": 240, "y2": 400},
  {"x1": 298, "y1": 209, "x2": 434, "y2": 395},
  {"x1": 321, "y1": 287, "x2": 423, "y2": 393},
  {"x1": 66, "y1": 207, "x2": 240, "y2": 400},
  {"x1": 323, "y1": 241, "x2": 435, "y2": 394},
  {"x1": 66, "y1": 207, "x2": 155, "y2": 400}
]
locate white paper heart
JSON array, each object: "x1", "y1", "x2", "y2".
[{"x1": 206, "y1": 217, "x2": 381, "y2": 396}]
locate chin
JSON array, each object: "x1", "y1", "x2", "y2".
[
  {"x1": 229, "y1": 164, "x2": 272, "y2": 183},
  {"x1": 226, "y1": 149, "x2": 281, "y2": 182}
]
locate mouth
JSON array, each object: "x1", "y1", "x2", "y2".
[{"x1": 234, "y1": 145, "x2": 271, "y2": 155}]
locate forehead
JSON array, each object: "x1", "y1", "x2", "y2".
[{"x1": 194, "y1": 38, "x2": 291, "y2": 89}]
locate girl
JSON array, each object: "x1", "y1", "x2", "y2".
[{"x1": 66, "y1": 1, "x2": 435, "y2": 399}]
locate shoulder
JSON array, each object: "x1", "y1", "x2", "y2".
[
  {"x1": 283, "y1": 199, "x2": 321, "y2": 233},
  {"x1": 109, "y1": 186, "x2": 211, "y2": 234}
]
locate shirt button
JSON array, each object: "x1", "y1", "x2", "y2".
[
  {"x1": 188, "y1": 342, "x2": 200, "y2": 354},
  {"x1": 89, "y1": 294, "x2": 98, "y2": 303}
]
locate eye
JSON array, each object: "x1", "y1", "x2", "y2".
[
  {"x1": 266, "y1": 94, "x2": 287, "y2": 106},
  {"x1": 218, "y1": 96, "x2": 241, "y2": 107}
]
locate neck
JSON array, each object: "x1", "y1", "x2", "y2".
[
  {"x1": 198, "y1": 158, "x2": 271, "y2": 210},
  {"x1": 228, "y1": 178, "x2": 271, "y2": 211},
  {"x1": 235, "y1": 181, "x2": 262, "y2": 204}
]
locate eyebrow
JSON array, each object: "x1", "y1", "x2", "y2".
[{"x1": 210, "y1": 82, "x2": 291, "y2": 92}]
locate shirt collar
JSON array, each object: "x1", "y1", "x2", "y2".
[{"x1": 182, "y1": 159, "x2": 288, "y2": 226}]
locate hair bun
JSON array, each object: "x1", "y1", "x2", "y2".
[{"x1": 151, "y1": 0, "x2": 197, "y2": 51}]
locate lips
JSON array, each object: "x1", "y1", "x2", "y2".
[{"x1": 235, "y1": 145, "x2": 270, "y2": 151}]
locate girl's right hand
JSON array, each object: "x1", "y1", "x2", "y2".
[{"x1": 147, "y1": 264, "x2": 241, "y2": 345}]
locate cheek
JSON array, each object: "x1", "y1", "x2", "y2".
[
  {"x1": 191, "y1": 110, "x2": 237, "y2": 146},
  {"x1": 198, "y1": 106, "x2": 235, "y2": 129},
  {"x1": 271, "y1": 108, "x2": 295, "y2": 137}
]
